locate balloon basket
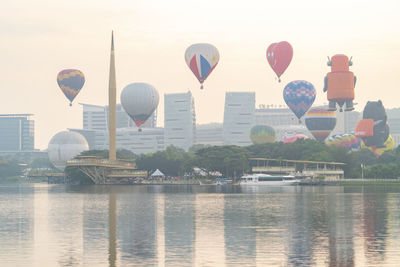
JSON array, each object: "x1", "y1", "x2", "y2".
[
  {"x1": 138, "y1": 128, "x2": 142, "y2": 132},
  {"x1": 69, "y1": 103, "x2": 72, "y2": 107}
]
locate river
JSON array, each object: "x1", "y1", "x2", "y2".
[{"x1": 1, "y1": 184, "x2": 400, "y2": 266}]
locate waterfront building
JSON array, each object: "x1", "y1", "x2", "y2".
[
  {"x1": 195, "y1": 123, "x2": 223, "y2": 146},
  {"x1": 0, "y1": 114, "x2": 34, "y2": 151},
  {"x1": 223, "y1": 92, "x2": 255, "y2": 146},
  {"x1": 164, "y1": 91, "x2": 196, "y2": 151},
  {"x1": 81, "y1": 103, "x2": 156, "y2": 131}
]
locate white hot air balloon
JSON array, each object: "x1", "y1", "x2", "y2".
[
  {"x1": 48, "y1": 131, "x2": 89, "y2": 171},
  {"x1": 184, "y1": 43, "x2": 219, "y2": 89},
  {"x1": 120, "y1": 83, "x2": 159, "y2": 130}
]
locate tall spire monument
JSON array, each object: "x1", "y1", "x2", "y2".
[{"x1": 108, "y1": 31, "x2": 117, "y2": 161}]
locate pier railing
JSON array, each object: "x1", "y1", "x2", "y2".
[{"x1": 66, "y1": 158, "x2": 135, "y2": 169}]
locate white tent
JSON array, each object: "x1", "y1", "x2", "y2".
[{"x1": 151, "y1": 169, "x2": 165, "y2": 177}]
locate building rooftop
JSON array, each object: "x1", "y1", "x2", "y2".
[{"x1": 0, "y1": 114, "x2": 33, "y2": 117}]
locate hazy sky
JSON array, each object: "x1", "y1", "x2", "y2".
[{"x1": 1, "y1": 0, "x2": 400, "y2": 149}]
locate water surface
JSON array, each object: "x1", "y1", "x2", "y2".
[{"x1": 1, "y1": 184, "x2": 400, "y2": 266}]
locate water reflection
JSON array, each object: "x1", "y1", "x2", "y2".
[{"x1": 1, "y1": 184, "x2": 400, "y2": 266}]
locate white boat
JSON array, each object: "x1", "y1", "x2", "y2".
[{"x1": 240, "y1": 173, "x2": 300, "y2": 186}]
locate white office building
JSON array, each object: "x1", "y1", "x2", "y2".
[
  {"x1": 195, "y1": 123, "x2": 223, "y2": 146},
  {"x1": 90, "y1": 127, "x2": 164, "y2": 155},
  {"x1": 255, "y1": 106, "x2": 298, "y2": 126},
  {"x1": 223, "y1": 92, "x2": 255, "y2": 146},
  {"x1": 255, "y1": 105, "x2": 361, "y2": 139},
  {"x1": 81, "y1": 103, "x2": 156, "y2": 131},
  {"x1": 164, "y1": 91, "x2": 196, "y2": 151}
]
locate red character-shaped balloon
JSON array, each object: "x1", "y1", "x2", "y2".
[
  {"x1": 323, "y1": 54, "x2": 357, "y2": 112},
  {"x1": 266, "y1": 41, "x2": 293, "y2": 82}
]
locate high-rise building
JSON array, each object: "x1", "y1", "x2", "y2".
[
  {"x1": 223, "y1": 92, "x2": 255, "y2": 146},
  {"x1": 0, "y1": 114, "x2": 34, "y2": 151},
  {"x1": 387, "y1": 108, "x2": 400, "y2": 146},
  {"x1": 90, "y1": 127, "x2": 164, "y2": 155},
  {"x1": 195, "y1": 123, "x2": 223, "y2": 146},
  {"x1": 81, "y1": 103, "x2": 156, "y2": 131},
  {"x1": 164, "y1": 91, "x2": 196, "y2": 151},
  {"x1": 255, "y1": 106, "x2": 298, "y2": 126}
]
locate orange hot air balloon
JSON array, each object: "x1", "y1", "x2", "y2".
[
  {"x1": 354, "y1": 119, "x2": 374, "y2": 138},
  {"x1": 323, "y1": 54, "x2": 356, "y2": 112}
]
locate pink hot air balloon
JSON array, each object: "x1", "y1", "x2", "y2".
[{"x1": 266, "y1": 41, "x2": 293, "y2": 82}]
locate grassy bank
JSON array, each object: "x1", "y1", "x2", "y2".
[{"x1": 0, "y1": 176, "x2": 31, "y2": 184}]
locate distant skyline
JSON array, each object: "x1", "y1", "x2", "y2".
[{"x1": 1, "y1": 0, "x2": 400, "y2": 149}]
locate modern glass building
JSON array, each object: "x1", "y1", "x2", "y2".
[
  {"x1": 223, "y1": 92, "x2": 255, "y2": 146},
  {"x1": 164, "y1": 91, "x2": 196, "y2": 151},
  {"x1": 0, "y1": 114, "x2": 34, "y2": 151}
]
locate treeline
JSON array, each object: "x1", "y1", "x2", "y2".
[
  {"x1": 134, "y1": 140, "x2": 400, "y2": 179},
  {"x1": 0, "y1": 160, "x2": 22, "y2": 178},
  {"x1": 70, "y1": 140, "x2": 400, "y2": 180}
]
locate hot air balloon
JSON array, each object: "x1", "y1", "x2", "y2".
[
  {"x1": 120, "y1": 83, "x2": 159, "y2": 131},
  {"x1": 361, "y1": 135, "x2": 395, "y2": 157},
  {"x1": 266, "y1": 41, "x2": 293, "y2": 82},
  {"x1": 355, "y1": 100, "x2": 394, "y2": 156},
  {"x1": 185, "y1": 43, "x2": 219, "y2": 89},
  {"x1": 282, "y1": 134, "x2": 309, "y2": 143},
  {"x1": 323, "y1": 54, "x2": 356, "y2": 112},
  {"x1": 355, "y1": 100, "x2": 389, "y2": 148},
  {"x1": 283, "y1": 80, "x2": 316, "y2": 123},
  {"x1": 326, "y1": 133, "x2": 361, "y2": 151},
  {"x1": 57, "y1": 69, "x2": 85, "y2": 106},
  {"x1": 250, "y1": 125, "x2": 276, "y2": 144},
  {"x1": 304, "y1": 108, "x2": 336, "y2": 141}
]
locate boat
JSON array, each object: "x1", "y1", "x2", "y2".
[
  {"x1": 215, "y1": 178, "x2": 233, "y2": 185},
  {"x1": 240, "y1": 173, "x2": 300, "y2": 186}
]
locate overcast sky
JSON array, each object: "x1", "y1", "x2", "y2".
[{"x1": 1, "y1": 0, "x2": 400, "y2": 149}]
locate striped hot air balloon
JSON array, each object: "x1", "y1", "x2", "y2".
[
  {"x1": 57, "y1": 69, "x2": 85, "y2": 106},
  {"x1": 304, "y1": 108, "x2": 336, "y2": 141}
]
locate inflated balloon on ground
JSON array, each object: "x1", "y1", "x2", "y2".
[
  {"x1": 326, "y1": 134, "x2": 361, "y2": 151},
  {"x1": 250, "y1": 125, "x2": 276, "y2": 144}
]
